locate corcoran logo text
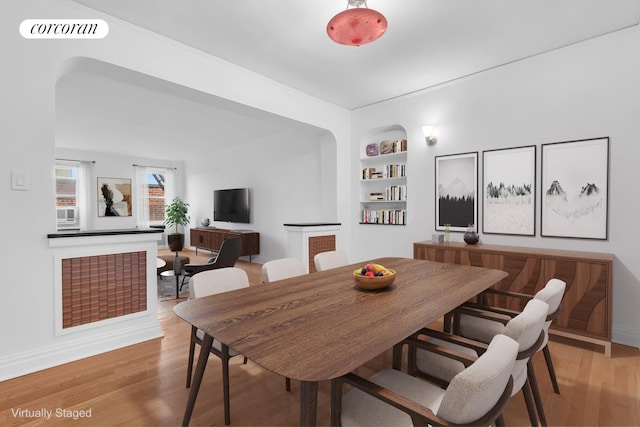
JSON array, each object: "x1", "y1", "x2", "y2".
[{"x1": 20, "y1": 19, "x2": 109, "y2": 39}]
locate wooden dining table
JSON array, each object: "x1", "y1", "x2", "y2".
[{"x1": 173, "y1": 256, "x2": 508, "y2": 426}]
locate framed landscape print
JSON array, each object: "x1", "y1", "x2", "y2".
[
  {"x1": 482, "y1": 145, "x2": 536, "y2": 236},
  {"x1": 541, "y1": 137, "x2": 609, "y2": 239},
  {"x1": 98, "y1": 177, "x2": 132, "y2": 217},
  {"x1": 435, "y1": 151, "x2": 478, "y2": 232}
]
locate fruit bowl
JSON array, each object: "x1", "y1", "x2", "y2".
[{"x1": 353, "y1": 269, "x2": 396, "y2": 290}]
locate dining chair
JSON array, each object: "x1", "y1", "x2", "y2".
[
  {"x1": 186, "y1": 267, "x2": 249, "y2": 425},
  {"x1": 261, "y1": 257, "x2": 306, "y2": 283},
  {"x1": 261, "y1": 257, "x2": 306, "y2": 391},
  {"x1": 313, "y1": 250, "x2": 349, "y2": 272},
  {"x1": 180, "y1": 236, "x2": 242, "y2": 291},
  {"x1": 456, "y1": 278, "x2": 566, "y2": 394},
  {"x1": 409, "y1": 298, "x2": 549, "y2": 426},
  {"x1": 331, "y1": 334, "x2": 518, "y2": 427}
]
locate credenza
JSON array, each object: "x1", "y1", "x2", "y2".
[
  {"x1": 414, "y1": 241, "x2": 613, "y2": 356},
  {"x1": 190, "y1": 228, "x2": 259, "y2": 261}
]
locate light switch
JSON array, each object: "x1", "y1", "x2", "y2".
[{"x1": 11, "y1": 170, "x2": 29, "y2": 191}]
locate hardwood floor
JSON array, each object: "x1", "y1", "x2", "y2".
[{"x1": 1, "y1": 249, "x2": 638, "y2": 426}]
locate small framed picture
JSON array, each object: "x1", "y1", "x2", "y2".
[
  {"x1": 541, "y1": 137, "x2": 609, "y2": 239},
  {"x1": 435, "y1": 152, "x2": 478, "y2": 232},
  {"x1": 482, "y1": 145, "x2": 536, "y2": 236},
  {"x1": 98, "y1": 177, "x2": 132, "y2": 217}
]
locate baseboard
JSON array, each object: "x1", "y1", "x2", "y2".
[
  {"x1": 0, "y1": 321, "x2": 163, "y2": 382},
  {"x1": 613, "y1": 324, "x2": 640, "y2": 349}
]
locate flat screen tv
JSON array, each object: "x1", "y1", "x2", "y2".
[{"x1": 213, "y1": 188, "x2": 250, "y2": 224}]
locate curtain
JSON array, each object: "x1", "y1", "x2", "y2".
[
  {"x1": 77, "y1": 160, "x2": 92, "y2": 230},
  {"x1": 135, "y1": 165, "x2": 151, "y2": 229},
  {"x1": 163, "y1": 167, "x2": 175, "y2": 209}
]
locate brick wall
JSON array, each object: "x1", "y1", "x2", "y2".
[
  {"x1": 308, "y1": 235, "x2": 336, "y2": 273},
  {"x1": 149, "y1": 186, "x2": 165, "y2": 221},
  {"x1": 61, "y1": 251, "x2": 147, "y2": 328},
  {"x1": 56, "y1": 178, "x2": 76, "y2": 207},
  {"x1": 56, "y1": 179, "x2": 75, "y2": 195}
]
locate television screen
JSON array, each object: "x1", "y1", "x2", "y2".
[{"x1": 214, "y1": 188, "x2": 250, "y2": 223}]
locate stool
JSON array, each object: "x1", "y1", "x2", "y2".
[
  {"x1": 157, "y1": 254, "x2": 191, "y2": 274},
  {"x1": 158, "y1": 253, "x2": 191, "y2": 299}
]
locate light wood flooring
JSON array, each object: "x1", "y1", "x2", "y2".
[{"x1": 1, "y1": 249, "x2": 638, "y2": 426}]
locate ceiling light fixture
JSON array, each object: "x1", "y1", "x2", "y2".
[{"x1": 327, "y1": 0, "x2": 387, "y2": 47}]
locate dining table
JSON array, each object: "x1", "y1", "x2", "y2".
[{"x1": 173, "y1": 256, "x2": 508, "y2": 426}]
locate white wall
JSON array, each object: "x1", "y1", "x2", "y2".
[
  {"x1": 0, "y1": 0, "x2": 350, "y2": 380},
  {"x1": 185, "y1": 126, "x2": 335, "y2": 262},
  {"x1": 55, "y1": 147, "x2": 184, "y2": 231},
  {"x1": 351, "y1": 25, "x2": 640, "y2": 347}
]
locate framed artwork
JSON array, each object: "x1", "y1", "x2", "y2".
[
  {"x1": 541, "y1": 137, "x2": 609, "y2": 239},
  {"x1": 435, "y1": 151, "x2": 478, "y2": 232},
  {"x1": 482, "y1": 145, "x2": 536, "y2": 236},
  {"x1": 98, "y1": 177, "x2": 132, "y2": 217}
]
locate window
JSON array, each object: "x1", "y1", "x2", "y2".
[
  {"x1": 55, "y1": 162, "x2": 80, "y2": 230},
  {"x1": 55, "y1": 159, "x2": 92, "y2": 231},
  {"x1": 146, "y1": 172, "x2": 167, "y2": 224},
  {"x1": 135, "y1": 166, "x2": 174, "y2": 229}
]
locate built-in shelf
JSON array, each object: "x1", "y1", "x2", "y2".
[{"x1": 359, "y1": 138, "x2": 407, "y2": 225}]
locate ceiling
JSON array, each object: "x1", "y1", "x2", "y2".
[
  {"x1": 55, "y1": 64, "x2": 324, "y2": 159},
  {"x1": 57, "y1": 1, "x2": 639, "y2": 158},
  {"x1": 71, "y1": 0, "x2": 639, "y2": 110}
]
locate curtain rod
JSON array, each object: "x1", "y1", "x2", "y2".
[
  {"x1": 56, "y1": 158, "x2": 95, "y2": 163},
  {"x1": 132, "y1": 163, "x2": 177, "y2": 170}
]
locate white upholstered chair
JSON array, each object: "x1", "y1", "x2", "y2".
[
  {"x1": 331, "y1": 334, "x2": 518, "y2": 427},
  {"x1": 261, "y1": 257, "x2": 306, "y2": 283},
  {"x1": 186, "y1": 267, "x2": 250, "y2": 425},
  {"x1": 456, "y1": 278, "x2": 566, "y2": 394},
  {"x1": 313, "y1": 250, "x2": 349, "y2": 272},
  {"x1": 410, "y1": 298, "x2": 549, "y2": 426},
  {"x1": 261, "y1": 257, "x2": 307, "y2": 390}
]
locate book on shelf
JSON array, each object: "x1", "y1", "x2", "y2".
[
  {"x1": 361, "y1": 208, "x2": 407, "y2": 225},
  {"x1": 362, "y1": 167, "x2": 386, "y2": 180},
  {"x1": 369, "y1": 192, "x2": 384, "y2": 201},
  {"x1": 362, "y1": 167, "x2": 406, "y2": 180},
  {"x1": 385, "y1": 184, "x2": 407, "y2": 201},
  {"x1": 385, "y1": 163, "x2": 406, "y2": 178},
  {"x1": 391, "y1": 139, "x2": 407, "y2": 153}
]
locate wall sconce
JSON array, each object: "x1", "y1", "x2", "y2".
[{"x1": 422, "y1": 125, "x2": 437, "y2": 145}]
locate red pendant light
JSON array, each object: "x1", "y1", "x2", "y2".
[{"x1": 327, "y1": 0, "x2": 387, "y2": 46}]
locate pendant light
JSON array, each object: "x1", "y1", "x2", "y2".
[{"x1": 327, "y1": 0, "x2": 387, "y2": 46}]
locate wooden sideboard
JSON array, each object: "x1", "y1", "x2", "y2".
[
  {"x1": 414, "y1": 241, "x2": 613, "y2": 356},
  {"x1": 190, "y1": 228, "x2": 259, "y2": 260}
]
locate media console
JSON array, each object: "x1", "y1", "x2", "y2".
[{"x1": 190, "y1": 227, "x2": 259, "y2": 261}]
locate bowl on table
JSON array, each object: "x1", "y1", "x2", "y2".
[{"x1": 353, "y1": 269, "x2": 396, "y2": 290}]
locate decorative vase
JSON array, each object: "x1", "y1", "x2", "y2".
[
  {"x1": 201, "y1": 218, "x2": 210, "y2": 227},
  {"x1": 463, "y1": 224, "x2": 479, "y2": 245}
]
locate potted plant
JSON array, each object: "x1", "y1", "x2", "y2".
[{"x1": 164, "y1": 197, "x2": 190, "y2": 252}]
